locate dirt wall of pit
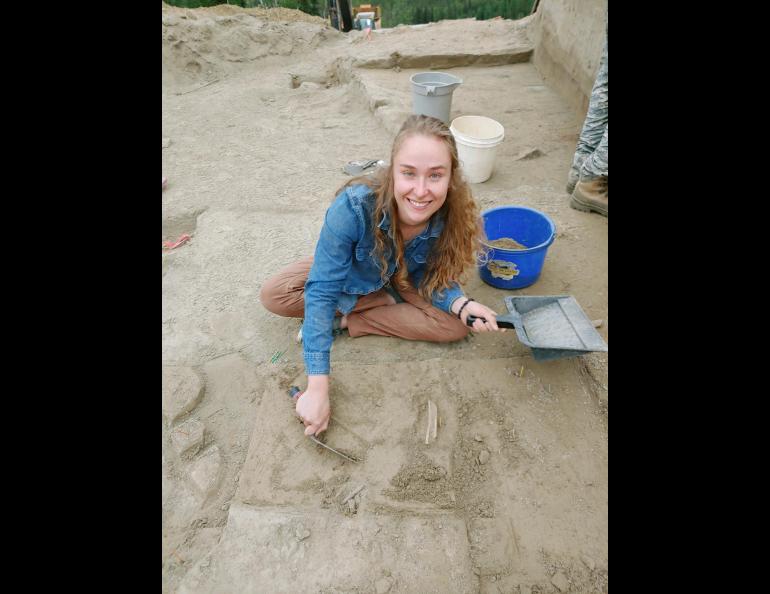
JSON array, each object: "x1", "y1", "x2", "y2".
[
  {"x1": 161, "y1": 1, "x2": 336, "y2": 91},
  {"x1": 529, "y1": 0, "x2": 607, "y2": 117}
]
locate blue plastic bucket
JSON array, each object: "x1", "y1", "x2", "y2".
[{"x1": 478, "y1": 206, "x2": 556, "y2": 289}]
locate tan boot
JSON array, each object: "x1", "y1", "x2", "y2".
[
  {"x1": 566, "y1": 168, "x2": 580, "y2": 194},
  {"x1": 570, "y1": 176, "x2": 608, "y2": 217}
]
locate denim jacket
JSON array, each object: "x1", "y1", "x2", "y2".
[{"x1": 303, "y1": 183, "x2": 464, "y2": 375}]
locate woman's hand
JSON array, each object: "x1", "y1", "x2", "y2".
[
  {"x1": 454, "y1": 298, "x2": 506, "y2": 333},
  {"x1": 293, "y1": 375, "x2": 331, "y2": 436}
]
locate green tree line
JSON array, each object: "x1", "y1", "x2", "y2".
[
  {"x1": 379, "y1": 0, "x2": 535, "y2": 27},
  {"x1": 164, "y1": 1, "x2": 536, "y2": 27}
]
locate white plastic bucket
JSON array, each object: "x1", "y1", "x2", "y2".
[{"x1": 450, "y1": 115, "x2": 505, "y2": 183}]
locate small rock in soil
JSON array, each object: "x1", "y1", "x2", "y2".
[
  {"x1": 551, "y1": 571, "x2": 569, "y2": 592},
  {"x1": 580, "y1": 554, "x2": 596, "y2": 571},
  {"x1": 375, "y1": 577, "x2": 392, "y2": 594}
]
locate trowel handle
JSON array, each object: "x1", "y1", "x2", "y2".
[
  {"x1": 466, "y1": 314, "x2": 515, "y2": 329},
  {"x1": 288, "y1": 386, "x2": 304, "y2": 399}
]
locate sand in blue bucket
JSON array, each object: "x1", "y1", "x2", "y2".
[{"x1": 479, "y1": 206, "x2": 556, "y2": 289}]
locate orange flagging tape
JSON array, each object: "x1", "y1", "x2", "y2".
[{"x1": 162, "y1": 234, "x2": 191, "y2": 250}]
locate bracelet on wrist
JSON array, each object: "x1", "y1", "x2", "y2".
[{"x1": 457, "y1": 297, "x2": 474, "y2": 320}]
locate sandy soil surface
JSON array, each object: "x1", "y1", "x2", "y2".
[{"x1": 162, "y1": 4, "x2": 607, "y2": 593}]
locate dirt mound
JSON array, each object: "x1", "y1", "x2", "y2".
[
  {"x1": 162, "y1": 2, "x2": 336, "y2": 89},
  {"x1": 162, "y1": 1, "x2": 328, "y2": 24}
]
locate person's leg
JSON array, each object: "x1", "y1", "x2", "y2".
[
  {"x1": 567, "y1": 37, "x2": 608, "y2": 193},
  {"x1": 346, "y1": 283, "x2": 470, "y2": 343},
  {"x1": 579, "y1": 125, "x2": 608, "y2": 180},
  {"x1": 261, "y1": 257, "x2": 396, "y2": 317},
  {"x1": 350, "y1": 288, "x2": 398, "y2": 313},
  {"x1": 259, "y1": 257, "x2": 313, "y2": 318},
  {"x1": 570, "y1": 125, "x2": 608, "y2": 216},
  {"x1": 261, "y1": 262, "x2": 468, "y2": 342}
]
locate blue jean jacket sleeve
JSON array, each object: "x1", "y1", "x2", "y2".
[
  {"x1": 303, "y1": 192, "x2": 360, "y2": 375},
  {"x1": 430, "y1": 281, "x2": 464, "y2": 314}
]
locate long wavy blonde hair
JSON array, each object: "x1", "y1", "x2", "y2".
[{"x1": 337, "y1": 114, "x2": 483, "y2": 301}]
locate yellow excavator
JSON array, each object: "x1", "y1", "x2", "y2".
[
  {"x1": 352, "y1": 3, "x2": 381, "y2": 30},
  {"x1": 328, "y1": 2, "x2": 381, "y2": 32}
]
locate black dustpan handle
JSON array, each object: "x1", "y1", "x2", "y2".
[{"x1": 466, "y1": 314, "x2": 515, "y2": 329}]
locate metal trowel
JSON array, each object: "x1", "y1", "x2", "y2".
[{"x1": 288, "y1": 386, "x2": 359, "y2": 463}]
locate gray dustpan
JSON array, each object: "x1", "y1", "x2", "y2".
[{"x1": 467, "y1": 295, "x2": 608, "y2": 361}]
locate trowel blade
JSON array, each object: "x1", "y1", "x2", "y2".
[{"x1": 308, "y1": 435, "x2": 359, "y2": 463}]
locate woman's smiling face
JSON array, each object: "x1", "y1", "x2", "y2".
[{"x1": 393, "y1": 133, "x2": 451, "y2": 232}]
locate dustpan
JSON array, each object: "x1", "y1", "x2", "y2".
[
  {"x1": 504, "y1": 295, "x2": 607, "y2": 361},
  {"x1": 467, "y1": 295, "x2": 608, "y2": 361}
]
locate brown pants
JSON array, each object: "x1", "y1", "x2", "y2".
[{"x1": 259, "y1": 257, "x2": 469, "y2": 343}]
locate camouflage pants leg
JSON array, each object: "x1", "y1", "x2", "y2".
[
  {"x1": 570, "y1": 37, "x2": 608, "y2": 179},
  {"x1": 580, "y1": 125, "x2": 608, "y2": 179}
]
